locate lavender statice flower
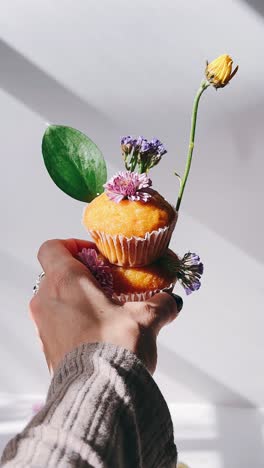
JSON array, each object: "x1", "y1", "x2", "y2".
[
  {"x1": 163, "y1": 251, "x2": 204, "y2": 295},
  {"x1": 149, "y1": 138, "x2": 167, "y2": 157},
  {"x1": 139, "y1": 138, "x2": 167, "y2": 170},
  {"x1": 121, "y1": 136, "x2": 133, "y2": 145},
  {"x1": 177, "y1": 252, "x2": 204, "y2": 295},
  {"x1": 120, "y1": 135, "x2": 167, "y2": 173},
  {"x1": 121, "y1": 135, "x2": 134, "y2": 155},
  {"x1": 134, "y1": 136, "x2": 145, "y2": 148},
  {"x1": 139, "y1": 138, "x2": 151, "y2": 153},
  {"x1": 78, "y1": 248, "x2": 113, "y2": 297},
  {"x1": 104, "y1": 171, "x2": 152, "y2": 203}
]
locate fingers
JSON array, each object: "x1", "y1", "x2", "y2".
[
  {"x1": 64, "y1": 239, "x2": 99, "y2": 256},
  {"x1": 36, "y1": 238, "x2": 107, "y2": 299},
  {"x1": 37, "y1": 239, "x2": 96, "y2": 274},
  {"x1": 127, "y1": 292, "x2": 182, "y2": 335}
]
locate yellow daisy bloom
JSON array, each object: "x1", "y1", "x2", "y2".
[{"x1": 205, "y1": 54, "x2": 238, "y2": 88}]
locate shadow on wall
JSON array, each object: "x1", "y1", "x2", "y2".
[
  {"x1": 165, "y1": 93, "x2": 264, "y2": 264},
  {"x1": 242, "y1": 0, "x2": 264, "y2": 16},
  {"x1": 159, "y1": 345, "x2": 264, "y2": 468},
  {"x1": 159, "y1": 345, "x2": 253, "y2": 407},
  {"x1": 0, "y1": 39, "x2": 116, "y2": 149}
]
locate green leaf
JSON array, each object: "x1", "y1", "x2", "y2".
[{"x1": 42, "y1": 125, "x2": 107, "y2": 202}]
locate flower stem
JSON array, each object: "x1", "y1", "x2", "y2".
[
  {"x1": 130, "y1": 153, "x2": 138, "y2": 172},
  {"x1": 176, "y1": 80, "x2": 210, "y2": 212}
]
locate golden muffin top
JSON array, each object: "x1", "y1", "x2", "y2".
[
  {"x1": 83, "y1": 190, "x2": 176, "y2": 238},
  {"x1": 111, "y1": 250, "x2": 178, "y2": 294}
]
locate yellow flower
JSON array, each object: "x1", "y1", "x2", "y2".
[{"x1": 205, "y1": 54, "x2": 238, "y2": 88}]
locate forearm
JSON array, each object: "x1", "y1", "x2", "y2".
[{"x1": 1, "y1": 343, "x2": 177, "y2": 468}]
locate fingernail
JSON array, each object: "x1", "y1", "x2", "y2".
[{"x1": 171, "y1": 294, "x2": 183, "y2": 312}]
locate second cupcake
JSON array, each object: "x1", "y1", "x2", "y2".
[
  {"x1": 78, "y1": 247, "x2": 178, "y2": 302},
  {"x1": 78, "y1": 246, "x2": 204, "y2": 301}
]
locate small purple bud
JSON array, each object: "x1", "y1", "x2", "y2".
[
  {"x1": 140, "y1": 140, "x2": 151, "y2": 153},
  {"x1": 121, "y1": 135, "x2": 133, "y2": 145},
  {"x1": 150, "y1": 138, "x2": 162, "y2": 148},
  {"x1": 135, "y1": 136, "x2": 144, "y2": 147}
]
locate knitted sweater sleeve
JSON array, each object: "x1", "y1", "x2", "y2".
[{"x1": 1, "y1": 342, "x2": 177, "y2": 468}]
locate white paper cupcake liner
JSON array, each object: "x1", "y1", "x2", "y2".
[
  {"x1": 87, "y1": 209, "x2": 177, "y2": 267},
  {"x1": 112, "y1": 281, "x2": 176, "y2": 303}
]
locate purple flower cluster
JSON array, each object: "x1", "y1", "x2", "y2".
[
  {"x1": 78, "y1": 248, "x2": 113, "y2": 296},
  {"x1": 177, "y1": 252, "x2": 204, "y2": 295},
  {"x1": 138, "y1": 137, "x2": 167, "y2": 157},
  {"x1": 104, "y1": 171, "x2": 152, "y2": 203},
  {"x1": 121, "y1": 135, "x2": 167, "y2": 173}
]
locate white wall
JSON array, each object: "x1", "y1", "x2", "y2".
[{"x1": 0, "y1": 1, "x2": 263, "y2": 466}]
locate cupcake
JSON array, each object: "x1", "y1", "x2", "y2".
[
  {"x1": 78, "y1": 247, "x2": 204, "y2": 302},
  {"x1": 83, "y1": 171, "x2": 177, "y2": 267},
  {"x1": 111, "y1": 249, "x2": 179, "y2": 302},
  {"x1": 78, "y1": 247, "x2": 177, "y2": 302}
]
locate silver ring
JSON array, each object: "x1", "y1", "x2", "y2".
[{"x1": 33, "y1": 272, "x2": 45, "y2": 295}]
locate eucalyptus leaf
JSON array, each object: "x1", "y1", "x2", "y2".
[{"x1": 42, "y1": 125, "x2": 107, "y2": 202}]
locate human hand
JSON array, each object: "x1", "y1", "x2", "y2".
[{"x1": 29, "y1": 239, "x2": 182, "y2": 374}]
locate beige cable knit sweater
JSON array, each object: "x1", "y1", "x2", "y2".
[{"x1": 0, "y1": 343, "x2": 177, "y2": 467}]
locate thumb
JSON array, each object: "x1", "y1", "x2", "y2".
[
  {"x1": 146, "y1": 292, "x2": 183, "y2": 333},
  {"x1": 128, "y1": 292, "x2": 183, "y2": 335}
]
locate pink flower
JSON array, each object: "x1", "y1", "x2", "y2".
[
  {"x1": 104, "y1": 171, "x2": 152, "y2": 203},
  {"x1": 32, "y1": 402, "x2": 44, "y2": 415},
  {"x1": 78, "y1": 248, "x2": 113, "y2": 296}
]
